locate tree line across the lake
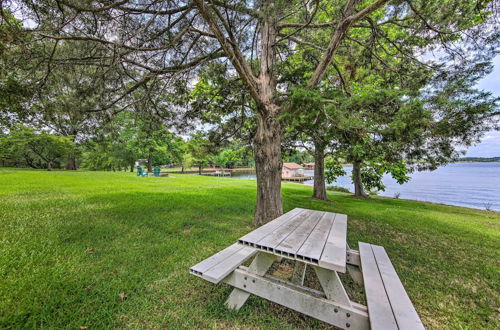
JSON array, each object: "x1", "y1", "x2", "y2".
[
  {"x1": 1, "y1": 1, "x2": 499, "y2": 225},
  {"x1": 458, "y1": 157, "x2": 500, "y2": 162}
]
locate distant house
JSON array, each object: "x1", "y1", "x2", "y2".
[
  {"x1": 304, "y1": 162, "x2": 315, "y2": 170},
  {"x1": 282, "y1": 162, "x2": 305, "y2": 177}
]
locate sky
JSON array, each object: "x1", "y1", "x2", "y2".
[{"x1": 465, "y1": 55, "x2": 500, "y2": 157}]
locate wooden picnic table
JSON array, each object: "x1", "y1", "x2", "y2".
[
  {"x1": 238, "y1": 207, "x2": 347, "y2": 272},
  {"x1": 190, "y1": 208, "x2": 424, "y2": 330}
]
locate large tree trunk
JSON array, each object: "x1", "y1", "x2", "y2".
[
  {"x1": 65, "y1": 133, "x2": 78, "y2": 170},
  {"x1": 252, "y1": 13, "x2": 284, "y2": 226},
  {"x1": 352, "y1": 160, "x2": 367, "y2": 198},
  {"x1": 312, "y1": 143, "x2": 327, "y2": 200},
  {"x1": 147, "y1": 149, "x2": 153, "y2": 172},
  {"x1": 47, "y1": 161, "x2": 52, "y2": 171},
  {"x1": 196, "y1": 0, "x2": 285, "y2": 226},
  {"x1": 253, "y1": 113, "x2": 283, "y2": 226},
  {"x1": 66, "y1": 156, "x2": 77, "y2": 170},
  {"x1": 130, "y1": 163, "x2": 134, "y2": 172}
]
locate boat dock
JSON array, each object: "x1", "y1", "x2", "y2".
[
  {"x1": 167, "y1": 168, "x2": 255, "y2": 174},
  {"x1": 281, "y1": 176, "x2": 312, "y2": 182},
  {"x1": 200, "y1": 172, "x2": 231, "y2": 177}
]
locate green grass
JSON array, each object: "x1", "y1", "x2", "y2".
[{"x1": 0, "y1": 169, "x2": 498, "y2": 329}]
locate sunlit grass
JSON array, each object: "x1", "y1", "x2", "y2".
[{"x1": 0, "y1": 169, "x2": 498, "y2": 328}]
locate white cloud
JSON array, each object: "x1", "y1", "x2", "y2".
[
  {"x1": 477, "y1": 56, "x2": 500, "y2": 96},
  {"x1": 465, "y1": 131, "x2": 500, "y2": 157},
  {"x1": 462, "y1": 55, "x2": 500, "y2": 157}
]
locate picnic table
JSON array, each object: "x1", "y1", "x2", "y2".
[{"x1": 190, "y1": 208, "x2": 424, "y2": 330}]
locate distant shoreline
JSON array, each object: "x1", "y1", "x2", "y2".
[{"x1": 457, "y1": 157, "x2": 500, "y2": 162}]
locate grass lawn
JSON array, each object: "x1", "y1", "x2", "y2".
[{"x1": 0, "y1": 169, "x2": 498, "y2": 329}]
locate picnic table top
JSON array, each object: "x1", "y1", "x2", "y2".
[{"x1": 238, "y1": 208, "x2": 348, "y2": 272}]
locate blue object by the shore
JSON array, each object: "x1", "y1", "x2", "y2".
[
  {"x1": 136, "y1": 166, "x2": 148, "y2": 177},
  {"x1": 153, "y1": 166, "x2": 161, "y2": 177}
]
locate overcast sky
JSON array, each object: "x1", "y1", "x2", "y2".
[{"x1": 465, "y1": 55, "x2": 500, "y2": 157}]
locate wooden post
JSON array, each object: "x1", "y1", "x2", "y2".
[
  {"x1": 291, "y1": 262, "x2": 307, "y2": 286},
  {"x1": 225, "y1": 252, "x2": 276, "y2": 310}
]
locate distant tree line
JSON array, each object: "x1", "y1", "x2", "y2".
[
  {"x1": 458, "y1": 157, "x2": 500, "y2": 162},
  {"x1": 0, "y1": 119, "x2": 256, "y2": 172}
]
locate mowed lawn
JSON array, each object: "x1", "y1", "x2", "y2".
[{"x1": 0, "y1": 169, "x2": 498, "y2": 329}]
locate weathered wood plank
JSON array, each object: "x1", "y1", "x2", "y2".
[
  {"x1": 296, "y1": 212, "x2": 335, "y2": 262},
  {"x1": 359, "y1": 242, "x2": 398, "y2": 330},
  {"x1": 347, "y1": 264, "x2": 363, "y2": 285},
  {"x1": 371, "y1": 245, "x2": 425, "y2": 330},
  {"x1": 319, "y1": 213, "x2": 347, "y2": 272},
  {"x1": 347, "y1": 249, "x2": 361, "y2": 266},
  {"x1": 275, "y1": 210, "x2": 325, "y2": 257},
  {"x1": 189, "y1": 243, "x2": 244, "y2": 275},
  {"x1": 237, "y1": 209, "x2": 349, "y2": 272},
  {"x1": 238, "y1": 208, "x2": 305, "y2": 246},
  {"x1": 253, "y1": 210, "x2": 310, "y2": 253},
  {"x1": 201, "y1": 246, "x2": 257, "y2": 283}
]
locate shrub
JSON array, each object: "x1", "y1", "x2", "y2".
[{"x1": 326, "y1": 186, "x2": 351, "y2": 193}]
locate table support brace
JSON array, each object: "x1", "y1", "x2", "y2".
[
  {"x1": 224, "y1": 267, "x2": 369, "y2": 330},
  {"x1": 291, "y1": 262, "x2": 307, "y2": 285},
  {"x1": 313, "y1": 266, "x2": 352, "y2": 307},
  {"x1": 225, "y1": 252, "x2": 275, "y2": 310}
]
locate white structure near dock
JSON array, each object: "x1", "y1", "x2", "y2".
[{"x1": 282, "y1": 162, "x2": 304, "y2": 177}]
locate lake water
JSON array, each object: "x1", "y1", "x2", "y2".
[{"x1": 230, "y1": 162, "x2": 500, "y2": 211}]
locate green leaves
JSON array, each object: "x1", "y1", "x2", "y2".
[
  {"x1": 325, "y1": 159, "x2": 346, "y2": 184},
  {"x1": 0, "y1": 125, "x2": 76, "y2": 170},
  {"x1": 213, "y1": 148, "x2": 239, "y2": 169}
]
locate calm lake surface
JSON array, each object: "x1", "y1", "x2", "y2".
[{"x1": 230, "y1": 162, "x2": 500, "y2": 211}]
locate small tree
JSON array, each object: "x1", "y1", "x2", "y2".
[
  {"x1": 1, "y1": 125, "x2": 75, "y2": 170},
  {"x1": 187, "y1": 132, "x2": 215, "y2": 175},
  {"x1": 181, "y1": 152, "x2": 193, "y2": 172},
  {"x1": 213, "y1": 148, "x2": 242, "y2": 169}
]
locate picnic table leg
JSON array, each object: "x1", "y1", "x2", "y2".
[
  {"x1": 291, "y1": 262, "x2": 307, "y2": 285},
  {"x1": 225, "y1": 288, "x2": 250, "y2": 310},
  {"x1": 346, "y1": 264, "x2": 363, "y2": 285},
  {"x1": 346, "y1": 248, "x2": 363, "y2": 285},
  {"x1": 225, "y1": 252, "x2": 275, "y2": 310},
  {"x1": 313, "y1": 266, "x2": 352, "y2": 307}
]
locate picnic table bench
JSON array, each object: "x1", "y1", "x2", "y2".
[{"x1": 190, "y1": 208, "x2": 424, "y2": 329}]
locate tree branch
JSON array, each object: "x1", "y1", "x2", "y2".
[
  {"x1": 194, "y1": 0, "x2": 260, "y2": 105},
  {"x1": 277, "y1": 33, "x2": 325, "y2": 51},
  {"x1": 308, "y1": 0, "x2": 390, "y2": 88}
]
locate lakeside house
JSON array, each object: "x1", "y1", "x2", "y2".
[
  {"x1": 304, "y1": 162, "x2": 315, "y2": 170},
  {"x1": 282, "y1": 162, "x2": 305, "y2": 178}
]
